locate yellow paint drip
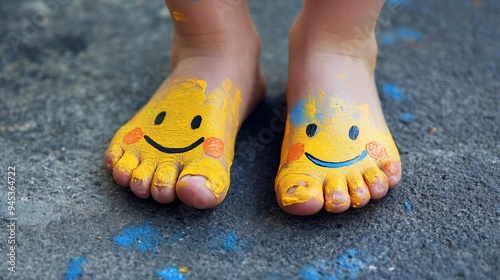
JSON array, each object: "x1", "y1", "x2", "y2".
[
  {"x1": 172, "y1": 10, "x2": 188, "y2": 22},
  {"x1": 107, "y1": 78, "x2": 241, "y2": 201}
]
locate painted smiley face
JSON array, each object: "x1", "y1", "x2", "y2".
[
  {"x1": 285, "y1": 94, "x2": 389, "y2": 169},
  {"x1": 303, "y1": 123, "x2": 368, "y2": 168},
  {"x1": 144, "y1": 112, "x2": 205, "y2": 154},
  {"x1": 121, "y1": 78, "x2": 238, "y2": 159}
]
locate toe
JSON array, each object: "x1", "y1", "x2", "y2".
[
  {"x1": 363, "y1": 167, "x2": 389, "y2": 200},
  {"x1": 112, "y1": 152, "x2": 140, "y2": 187},
  {"x1": 176, "y1": 160, "x2": 229, "y2": 209},
  {"x1": 151, "y1": 162, "x2": 180, "y2": 204},
  {"x1": 176, "y1": 175, "x2": 218, "y2": 209},
  {"x1": 130, "y1": 161, "x2": 156, "y2": 198},
  {"x1": 381, "y1": 161, "x2": 402, "y2": 188},
  {"x1": 323, "y1": 173, "x2": 350, "y2": 213},
  {"x1": 346, "y1": 173, "x2": 371, "y2": 208},
  {"x1": 104, "y1": 143, "x2": 124, "y2": 171},
  {"x1": 275, "y1": 174, "x2": 324, "y2": 215}
]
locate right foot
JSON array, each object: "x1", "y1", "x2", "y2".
[{"x1": 105, "y1": 23, "x2": 264, "y2": 209}]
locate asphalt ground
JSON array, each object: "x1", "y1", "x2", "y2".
[{"x1": 0, "y1": 0, "x2": 499, "y2": 279}]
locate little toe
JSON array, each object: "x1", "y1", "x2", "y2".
[
  {"x1": 104, "y1": 143, "x2": 124, "y2": 171},
  {"x1": 112, "y1": 152, "x2": 140, "y2": 187},
  {"x1": 381, "y1": 161, "x2": 402, "y2": 188},
  {"x1": 151, "y1": 162, "x2": 180, "y2": 204},
  {"x1": 324, "y1": 173, "x2": 351, "y2": 213},
  {"x1": 130, "y1": 161, "x2": 156, "y2": 198},
  {"x1": 176, "y1": 175, "x2": 218, "y2": 209},
  {"x1": 363, "y1": 167, "x2": 389, "y2": 200},
  {"x1": 346, "y1": 173, "x2": 371, "y2": 208},
  {"x1": 275, "y1": 174, "x2": 324, "y2": 216}
]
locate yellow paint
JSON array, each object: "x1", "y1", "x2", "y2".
[
  {"x1": 179, "y1": 266, "x2": 189, "y2": 273},
  {"x1": 275, "y1": 92, "x2": 400, "y2": 207},
  {"x1": 335, "y1": 73, "x2": 347, "y2": 79},
  {"x1": 107, "y1": 78, "x2": 241, "y2": 202},
  {"x1": 172, "y1": 10, "x2": 188, "y2": 22}
]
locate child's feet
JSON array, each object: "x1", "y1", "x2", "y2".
[
  {"x1": 105, "y1": 19, "x2": 264, "y2": 209},
  {"x1": 275, "y1": 16, "x2": 401, "y2": 215}
]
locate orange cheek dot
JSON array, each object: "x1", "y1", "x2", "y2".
[
  {"x1": 123, "y1": 127, "x2": 144, "y2": 145},
  {"x1": 287, "y1": 142, "x2": 304, "y2": 162},
  {"x1": 203, "y1": 137, "x2": 224, "y2": 158},
  {"x1": 366, "y1": 141, "x2": 388, "y2": 160}
]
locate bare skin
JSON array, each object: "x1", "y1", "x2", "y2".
[{"x1": 105, "y1": 0, "x2": 264, "y2": 209}]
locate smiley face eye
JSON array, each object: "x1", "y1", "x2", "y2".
[
  {"x1": 191, "y1": 115, "x2": 202, "y2": 130},
  {"x1": 349, "y1": 125, "x2": 359, "y2": 140},
  {"x1": 154, "y1": 111, "x2": 166, "y2": 125},
  {"x1": 306, "y1": 123, "x2": 318, "y2": 137}
]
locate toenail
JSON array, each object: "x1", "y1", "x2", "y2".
[
  {"x1": 287, "y1": 186, "x2": 298, "y2": 195},
  {"x1": 179, "y1": 175, "x2": 191, "y2": 182},
  {"x1": 189, "y1": 175, "x2": 207, "y2": 181}
]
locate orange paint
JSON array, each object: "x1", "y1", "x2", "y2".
[
  {"x1": 287, "y1": 142, "x2": 304, "y2": 162},
  {"x1": 203, "y1": 137, "x2": 224, "y2": 158},
  {"x1": 123, "y1": 127, "x2": 144, "y2": 145},
  {"x1": 366, "y1": 141, "x2": 388, "y2": 160}
]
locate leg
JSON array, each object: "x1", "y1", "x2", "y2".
[
  {"x1": 105, "y1": 0, "x2": 265, "y2": 209},
  {"x1": 276, "y1": 0, "x2": 401, "y2": 215}
]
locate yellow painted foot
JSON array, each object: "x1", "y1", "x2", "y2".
[
  {"x1": 105, "y1": 78, "x2": 241, "y2": 209},
  {"x1": 275, "y1": 93, "x2": 402, "y2": 215}
]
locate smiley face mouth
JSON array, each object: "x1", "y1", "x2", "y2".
[
  {"x1": 305, "y1": 150, "x2": 368, "y2": 168},
  {"x1": 144, "y1": 135, "x2": 205, "y2": 154}
]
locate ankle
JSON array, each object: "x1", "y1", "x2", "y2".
[
  {"x1": 171, "y1": 24, "x2": 261, "y2": 67},
  {"x1": 289, "y1": 18, "x2": 378, "y2": 65}
]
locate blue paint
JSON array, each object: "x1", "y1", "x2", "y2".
[
  {"x1": 65, "y1": 257, "x2": 85, "y2": 280},
  {"x1": 387, "y1": 0, "x2": 411, "y2": 7},
  {"x1": 114, "y1": 222, "x2": 160, "y2": 252},
  {"x1": 400, "y1": 113, "x2": 414, "y2": 123},
  {"x1": 305, "y1": 150, "x2": 368, "y2": 168},
  {"x1": 300, "y1": 266, "x2": 320, "y2": 280},
  {"x1": 378, "y1": 28, "x2": 422, "y2": 45},
  {"x1": 404, "y1": 201, "x2": 412, "y2": 211},
  {"x1": 290, "y1": 99, "x2": 311, "y2": 126},
  {"x1": 333, "y1": 249, "x2": 367, "y2": 280},
  {"x1": 223, "y1": 231, "x2": 238, "y2": 251},
  {"x1": 157, "y1": 266, "x2": 186, "y2": 280},
  {"x1": 382, "y1": 83, "x2": 404, "y2": 101}
]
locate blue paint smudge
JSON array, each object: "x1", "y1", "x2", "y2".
[
  {"x1": 404, "y1": 201, "x2": 412, "y2": 211},
  {"x1": 65, "y1": 257, "x2": 85, "y2": 280},
  {"x1": 223, "y1": 231, "x2": 238, "y2": 251},
  {"x1": 333, "y1": 249, "x2": 367, "y2": 279},
  {"x1": 378, "y1": 28, "x2": 422, "y2": 45},
  {"x1": 387, "y1": 0, "x2": 411, "y2": 7},
  {"x1": 400, "y1": 113, "x2": 414, "y2": 123},
  {"x1": 114, "y1": 222, "x2": 160, "y2": 252},
  {"x1": 382, "y1": 83, "x2": 404, "y2": 101},
  {"x1": 290, "y1": 98, "x2": 311, "y2": 126},
  {"x1": 157, "y1": 266, "x2": 186, "y2": 280},
  {"x1": 300, "y1": 266, "x2": 321, "y2": 280}
]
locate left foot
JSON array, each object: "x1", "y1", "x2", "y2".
[{"x1": 275, "y1": 21, "x2": 402, "y2": 215}]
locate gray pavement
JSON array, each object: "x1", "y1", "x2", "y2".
[{"x1": 0, "y1": 0, "x2": 499, "y2": 279}]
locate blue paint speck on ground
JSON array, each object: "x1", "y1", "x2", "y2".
[
  {"x1": 382, "y1": 83, "x2": 404, "y2": 101},
  {"x1": 378, "y1": 28, "x2": 422, "y2": 45},
  {"x1": 387, "y1": 0, "x2": 411, "y2": 7},
  {"x1": 114, "y1": 222, "x2": 160, "y2": 252},
  {"x1": 404, "y1": 201, "x2": 412, "y2": 211},
  {"x1": 400, "y1": 113, "x2": 414, "y2": 123},
  {"x1": 171, "y1": 231, "x2": 185, "y2": 242},
  {"x1": 65, "y1": 257, "x2": 85, "y2": 280},
  {"x1": 157, "y1": 266, "x2": 186, "y2": 280},
  {"x1": 223, "y1": 231, "x2": 238, "y2": 251},
  {"x1": 300, "y1": 266, "x2": 321, "y2": 280}
]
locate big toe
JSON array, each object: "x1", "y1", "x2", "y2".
[
  {"x1": 275, "y1": 174, "x2": 324, "y2": 216},
  {"x1": 176, "y1": 175, "x2": 218, "y2": 209}
]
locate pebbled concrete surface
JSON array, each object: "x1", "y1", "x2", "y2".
[{"x1": 0, "y1": 0, "x2": 499, "y2": 279}]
